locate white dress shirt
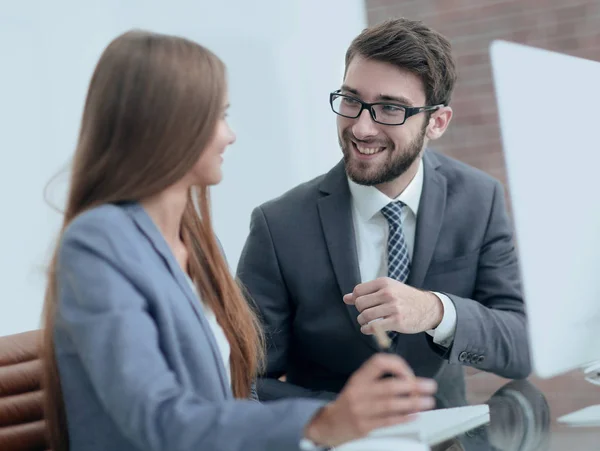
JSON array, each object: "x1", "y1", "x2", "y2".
[{"x1": 347, "y1": 158, "x2": 457, "y2": 347}]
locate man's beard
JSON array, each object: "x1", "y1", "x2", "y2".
[{"x1": 339, "y1": 126, "x2": 426, "y2": 186}]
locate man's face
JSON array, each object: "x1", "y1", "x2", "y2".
[{"x1": 337, "y1": 56, "x2": 430, "y2": 186}]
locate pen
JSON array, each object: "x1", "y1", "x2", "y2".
[
  {"x1": 372, "y1": 321, "x2": 393, "y2": 353},
  {"x1": 372, "y1": 322, "x2": 397, "y2": 379},
  {"x1": 371, "y1": 322, "x2": 419, "y2": 406}
]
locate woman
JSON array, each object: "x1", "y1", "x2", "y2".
[{"x1": 40, "y1": 30, "x2": 437, "y2": 451}]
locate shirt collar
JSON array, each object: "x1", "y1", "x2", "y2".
[{"x1": 347, "y1": 158, "x2": 424, "y2": 221}]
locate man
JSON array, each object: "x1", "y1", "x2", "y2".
[{"x1": 237, "y1": 18, "x2": 531, "y2": 410}]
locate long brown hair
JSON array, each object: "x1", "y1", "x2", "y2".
[{"x1": 40, "y1": 30, "x2": 264, "y2": 450}]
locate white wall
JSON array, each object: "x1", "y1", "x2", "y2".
[{"x1": 0, "y1": 0, "x2": 366, "y2": 335}]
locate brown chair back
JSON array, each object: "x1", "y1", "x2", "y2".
[{"x1": 0, "y1": 330, "x2": 49, "y2": 450}]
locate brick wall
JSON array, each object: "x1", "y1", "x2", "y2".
[{"x1": 365, "y1": 0, "x2": 600, "y2": 185}]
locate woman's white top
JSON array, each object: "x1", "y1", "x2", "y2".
[{"x1": 185, "y1": 275, "x2": 231, "y2": 387}]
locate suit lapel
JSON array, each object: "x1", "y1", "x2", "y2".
[
  {"x1": 318, "y1": 162, "x2": 380, "y2": 352},
  {"x1": 124, "y1": 202, "x2": 231, "y2": 398},
  {"x1": 408, "y1": 151, "x2": 447, "y2": 289}
]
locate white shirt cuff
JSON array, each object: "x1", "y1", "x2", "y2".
[{"x1": 426, "y1": 292, "x2": 457, "y2": 348}]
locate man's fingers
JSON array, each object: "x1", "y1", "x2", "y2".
[
  {"x1": 351, "y1": 278, "x2": 389, "y2": 298},
  {"x1": 360, "y1": 317, "x2": 397, "y2": 335},
  {"x1": 357, "y1": 304, "x2": 395, "y2": 325},
  {"x1": 354, "y1": 292, "x2": 388, "y2": 313},
  {"x1": 345, "y1": 288, "x2": 389, "y2": 307},
  {"x1": 343, "y1": 293, "x2": 355, "y2": 305}
]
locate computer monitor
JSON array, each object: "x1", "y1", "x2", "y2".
[{"x1": 489, "y1": 40, "x2": 600, "y2": 382}]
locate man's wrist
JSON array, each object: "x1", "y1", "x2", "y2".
[{"x1": 423, "y1": 291, "x2": 444, "y2": 330}]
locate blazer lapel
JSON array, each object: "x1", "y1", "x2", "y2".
[
  {"x1": 408, "y1": 151, "x2": 448, "y2": 289},
  {"x1": 318, "y1": 162, "x2": 380, "y2": 352},
  {"x1": 124, "y1": 202, "x2": 231, "y2": 398}
]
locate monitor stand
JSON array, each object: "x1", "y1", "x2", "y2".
[{"x1": 557, "y1": 361, "x2": 600, "y2": 427}]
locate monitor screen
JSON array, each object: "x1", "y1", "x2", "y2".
[{"x1": 490, "y1": 40, "x2": 600, "y2": 379}]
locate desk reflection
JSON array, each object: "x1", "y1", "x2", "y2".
[{"x1": 435, "y1": 379, "x2": 550, "y2": 451}]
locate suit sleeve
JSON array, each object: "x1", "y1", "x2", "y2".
[
  {"x1": 237, "y1": 207, "x2": 338, "y2": 401},
  {"x1": 56, "y1": 217, "x2": 325, "y2": 451},
  {"x1": 428, "y1": 181, "x2": 532, "y2": 380}
]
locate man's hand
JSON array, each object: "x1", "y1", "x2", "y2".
[{"x1": 343, "y1": 277, "x2": 444, "y2": 335}]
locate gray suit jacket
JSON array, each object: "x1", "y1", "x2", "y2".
[
  {"x1": 53, "y1": 202, "x2": 324, "y2": 451},
  {"x1": 237, "y1": 150, "x2": 531, "y2": 408}
]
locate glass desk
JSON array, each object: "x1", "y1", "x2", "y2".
[{"x1": 450, "y1": 368, "x2": 600, "y2": 450}]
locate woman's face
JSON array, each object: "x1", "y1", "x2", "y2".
[{"x1": 190, "y1": 96, "x2": 236, "y2": 186}]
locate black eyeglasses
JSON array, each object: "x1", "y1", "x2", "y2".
[{"x1": 329, "y1": 90, "x2": 443, "y2": 126}]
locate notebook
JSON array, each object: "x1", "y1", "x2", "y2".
[
  {"x1": 335, "y1": 436, "x2": 428, "y2": 451},
  {"x1": 368, "y1": 404, "x2": 490, "y2": 446}
]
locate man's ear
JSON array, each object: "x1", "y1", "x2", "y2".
[{"x1": 426, "y1": 106, "x2": 453, "y2": 140}]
